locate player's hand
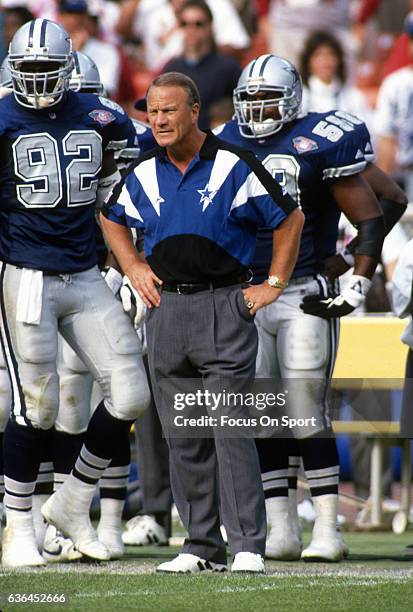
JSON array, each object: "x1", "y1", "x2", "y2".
[
  {"x1": 242, "y1": 283, "x2": 283, "y2": 316},
  {"x1": 120, "y1": 276, "x2": 146, "y2": 328},
  {"x1": 323, "y1": 254, "x2": 351, "y2": 280},
  {"x1": 300, "y1": 275, "x2": 372, "y2": 319},
  {"x1": 124, "y1": 261, "x2": 163, "y2": 308},
  {"x1": 101, "y1": 266, "x2": 123, "y2": 295}
]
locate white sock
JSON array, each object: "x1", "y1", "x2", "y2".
[
  {"x1": 312, "y1": 494, "x2": 338, "y2": 533},
  {"x1": 6, "y1": 508, "x2": 34, "y2": 532},
  {"x1": 58, "y1": 474, "x2": 97, "y2": 514},
  {"x1": 265, "y1": 497, "x2": 289, "y2": 531},
  {"x1": 98, "y1": 498, "x2": 124, "y2": 532}
]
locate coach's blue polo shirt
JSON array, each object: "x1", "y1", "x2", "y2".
[{"x1": 103, "y1": 131, "x2": 297, "y2": 283}]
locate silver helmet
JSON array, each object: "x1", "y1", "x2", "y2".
[
  {"x1": 69, "y1": 51, "x2": 105, "y2": 95},
  {"x1": 8, "y1": 19, "x2": 73, "y2": 109},
  {"x1": 0, "y1": 57, "x2": 12, "y2": 88},
  {"x1": 233, "y1": 54, "x2": 302, "y2": 138}
]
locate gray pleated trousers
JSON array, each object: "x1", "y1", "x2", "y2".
[{"x1": 145, "y1": 284, "x2": 266, "y2": 563}]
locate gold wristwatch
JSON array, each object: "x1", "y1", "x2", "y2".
[{"x1": 266, "y1": 275, "x2": 288, "y2": 289}]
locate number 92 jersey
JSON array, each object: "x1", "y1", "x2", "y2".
[
  {"x1": 0, "y1": 90, "x2": 136, "y2": 273},
  {"x1": 214, "y1": 111, "x2": 374, "y2": 282}
]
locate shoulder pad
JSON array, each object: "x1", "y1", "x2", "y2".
[
  {"x1": 131, "y1": 118, "x2": 150, "y2": 135},
  {"x1": 98, "y1": 96, "x2": 125, "y2": 115}
]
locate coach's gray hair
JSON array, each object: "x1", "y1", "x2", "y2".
[{"x1": 149, "y1": 72, "x2": 201, "y2": 107}]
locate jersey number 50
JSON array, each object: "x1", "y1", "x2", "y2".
[{"x1": 12, "y1": 131, "x2": 102, "y2": 208}]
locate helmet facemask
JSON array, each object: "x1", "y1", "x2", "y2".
[
  {"x1": 234, "y1": 81, "x2": 301, "y2": 138},
  {"x1": 9, "y1": 58, "x2": 73, "y2": 109}
]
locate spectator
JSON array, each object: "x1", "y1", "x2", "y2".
[
  {"x1": 375, "y1": 11, "x2": 413, "y2": 199},
  {"x1": 161, "y1": 0, "x2": 241, "y2": 128},
  {"x1": 57, "y1": 0, "x2": 135, "y2": 106},
  {"x1": 299, "y1": 31, "x2": 372, "y2": 129},
  {"x1": 116, "y1": 0, "x2": 250, "y2": 72},
  {"x1": 265, "y1": 0, "x2": 353, "y2": 68}
]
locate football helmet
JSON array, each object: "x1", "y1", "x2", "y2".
[
  {"x1": 233, "y1": 54, "x2": 302, "y2": 138},
  {"x1": 0, "y1": 57, "x2": 12, "y2": 88},
  {"x1": 69, "y1": 51, "x2": 105, "y2": 95},
  {"x1": 8, "y1": 19, "x2": 73, "y2": 109}
]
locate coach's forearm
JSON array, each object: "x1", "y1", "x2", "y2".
[
  {"x1": 99, "y1": 213, "x2": 143, "y2": 275},
  {"x1": 269, "y1": 208, "x2": 304, "y2": 283}
]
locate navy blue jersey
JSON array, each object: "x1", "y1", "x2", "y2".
[
  {"x1": 0, "y1": 90, "x2": 136, "y2": 273},
  {"x1": 214, "y1": 111, "x2": 374, "y2": 281},
  {"x1": 103, "y1": 131, "x2": 297, "y2": 283}
]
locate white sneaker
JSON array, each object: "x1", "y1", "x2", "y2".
[
  {"x1": 157, "y1": 553, "x2": 227, "y2": 573},
  {"x1": 301, "y1": 528, "x2": 347, "y2": 562},
  {"x1": 41, "y1": 481, "x2": 110, "y2": 561},
  {"x1": 266, "y1": 529, "x2": 302, "y2": 561},
  {"x1": 122, "y1": 515, "x2": 168, "y2": 546},
  {"x1": 265, "y1": 498, "x2": 301, "y2": 561},
  {"x1": 98, "y1": 527, "x2": 124, "y2": 559},
  {"x1": 2, "y1": 522, "x2": 46, "y2": 568},
  {"x1": 301, "y1": 494, "x2": 347, "y2": 562},
  {"x1": 231, "y1": 552, "x2": 265, "y2": 573},
  {"x1": 42, "y1": 525, "x2": 83, "y2": 563}
]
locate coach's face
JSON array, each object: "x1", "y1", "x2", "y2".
[{"x1": 147, "y1": 85, "x2": 199, "y2": 148}]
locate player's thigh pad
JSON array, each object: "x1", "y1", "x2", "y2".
[
  {"x1": 2, "y1": 266, "x2": 59, "y2": 429},
  {"x1": 62, "y1": 270, "x2": 150, "y2": 421},
  {"x1": 56, "y1": 336, "x2": 93, "y2": 434},
  {"x1": 278, "y1": 313, "x2": 329, "y2": 374}
]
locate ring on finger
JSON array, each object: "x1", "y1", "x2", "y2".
[{"x1": 246, "y1": 300, "x2": 254, "y2": 309}]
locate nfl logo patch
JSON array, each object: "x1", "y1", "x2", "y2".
[
  {"x1": 292, "y1": 136, "x2": 318, "y2": 154},
  {"x1": 89, "y1": 109, "x2": 116, "y2": 125}
]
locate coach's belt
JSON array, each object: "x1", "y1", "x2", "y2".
[{"x1": 163, "y1": 276, "x2": 247, "y2": 295}]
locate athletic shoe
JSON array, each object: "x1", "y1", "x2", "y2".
[
  {"x1": 41, "y1": 484, "x2": 110, "y2": 561},
  {"x1": 2, "y1": 524, "x2": 46, "y2": 567},
  {"x1": 265, "y1": 497, "x2": 301, "y2": 561},
  {"x1": 301, "y1": 495, "x2": 347, "y2": 562},
  {"x1": 156, "y1": 553, "x2": 227, "y2": 573},
  {"x1": 42, "y1": 525, "x2": 83, "y2": 563},
  {"x1": 97, "y1": 526, "x2": 124, "y2": 559},
  {"x1": 122, "y1": 515, "x2": 168, "y2": 546},
  {"x1": 231, "y1": 552, "x2": 265, "y2": 573}
]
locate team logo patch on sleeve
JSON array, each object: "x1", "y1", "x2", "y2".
[
  {"x1": 89, "y1": 109, "x2": 116, "y2": 125},
  {"x1": 292, "y1": 136, "x2": 319, "y2": 154}
]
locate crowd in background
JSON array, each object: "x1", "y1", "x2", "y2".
[{"x1": 0, "y1": 0, "x2": 412, "y2": 541}]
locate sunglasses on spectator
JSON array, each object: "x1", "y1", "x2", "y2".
[{"x1": 180, "y1": 19, "x2": 208, "y2": 28}]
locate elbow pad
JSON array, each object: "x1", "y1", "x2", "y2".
[
  {"x1": 354, "y1": 215, "x2": 385, "y2": 259},
  {"x1": 95, "y1": 169, "x2": 122, "y2": 209}
]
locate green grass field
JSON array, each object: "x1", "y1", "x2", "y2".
[{"x1": 1, "y1": 532, "x2": 413, "y2": 612}]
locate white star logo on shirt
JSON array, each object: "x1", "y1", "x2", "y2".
[{"x1": 197, "y1": 184, "x2": 217, "y2": 212}]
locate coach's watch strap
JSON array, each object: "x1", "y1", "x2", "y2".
[{"x1": 266, "y1": 275, "x2": 288, "y2": 290}]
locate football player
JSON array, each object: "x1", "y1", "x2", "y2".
[
  {"x1": 43, "y1": 51, "x2": 156, "y2": 563},
  {"x1": 0, "y1": 20, "x2": 150, "y2": 567},
  {"x1": 215, "y1": 54, "x2": 405, "y2": 561}
]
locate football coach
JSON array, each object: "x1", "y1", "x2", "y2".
[{"x1": 100, "y1": 72, "x2": 304, "y2": 574}]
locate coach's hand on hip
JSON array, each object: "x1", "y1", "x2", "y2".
[
  {"x1": 242, "y1": 284, "x2": 283, "y2": 316},
  {"x1": 124, "y1": 261, "x2": 163, "y2": 309}
]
